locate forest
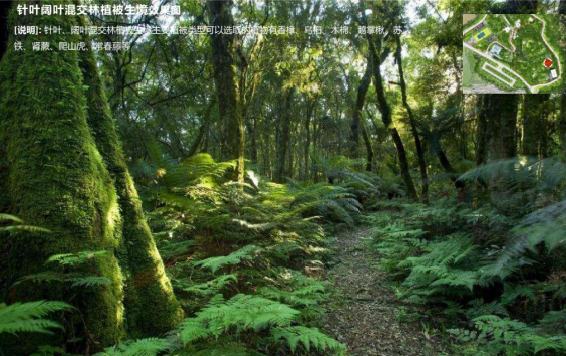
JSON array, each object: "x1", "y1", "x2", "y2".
[{"x1": 1, "y1": 0, "x2": 566, "y2": 355}]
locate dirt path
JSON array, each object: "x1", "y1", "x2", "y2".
[{"x1": 322, "y1": 226, "x2": 449, "y2": 356}]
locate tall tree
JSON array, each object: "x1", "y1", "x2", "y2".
[
  {"x1": 394, "y1": 34, "x2": 429, "y2": 202},
  {"x1": 274, "y1": 87, "x2": 295, "y2": 183},
  {"x1": 366, "y1": 34, "x2": 418, "y2": 200},
  {"x1": 561, "y1": 95, "x2": 566, "y2": 160},
  {"x1": 476, "y1": 96, "x2": 488, "y2": 166},
  {"x1": 349, "y1": 55, "x2": 372, "y2": 160},
  {"x1": 522, "y1": 95, "x2": 551, "y2": 158},
  {"x1": 207, "y1": 0, "x2": 245, "y2": 182},
  {"x1": 0, "y1": 2, "x2": 124, "y2": 350},
  {"x1": 361, "y1": 122, "x2": 375, "y2": 172},
  {"x1": 76, "y1": 15, "x2": 183, "y2": 337},
  {"x1": 485, "y1": 95, "x2": 519, "y2": 160},
  {"x1": 0, "y1": 2, "x2": 181, "y2": 352}
]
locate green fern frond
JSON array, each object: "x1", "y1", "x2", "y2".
[
  {"x1": 0, "y1": 301, "x2": 72, "y2": 335},
  {"x1": 46, "y1": 250, "x2": 108, "y2": 266},
  {"x1": 271, "y1": 326, "x2": 345, "y2": 353},
  {"x1": 94, "y1": 337, "x2": 169, "y2": 356},
  {"x1": 185, "y1": 274, "x2": 237, "y2": 296},
  {"x1": 194, "y1": 245, "x2": 260, "y2": 273}
]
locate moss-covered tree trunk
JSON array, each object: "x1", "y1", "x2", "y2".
[
  {"x1": 0, "y1": 2, "x2": 125, "y2": 351},
  {"x1": 207, "y1": 0, "x2": 245, "y2": 182},
  {"x1": 76, "y1": 16, "x2": 183, "y2": 337},
  {"x1": 0, "y1": 1, "x2": 182, "y2": 352}
]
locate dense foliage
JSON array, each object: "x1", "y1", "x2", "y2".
[
  {"x1": 2, "y1": 0, "x2": 566, "y2": 355},
  {"x1": 369, "y1": 157, "x2": 566, "y2": 355}
]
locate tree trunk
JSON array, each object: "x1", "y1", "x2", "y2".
[
  {"x1": 367, "y1": 36, "x2": 418, "y2": 200},
  {"x1": 395, "y1": 35, "x2": 429, "y2": 202},
  {"x1": 560, "y1": 95, "x2": 566, "y2": 160},
  {"x1": 0, "y1": 6, "x2": 183, "y2": 352},
  {"x1": 361, "y1": 122, "x2": 374, "y2": 172},
  {"x1": 303, "y1": 99, "x2": 313, "y2": 179},
  {"x1": 476, "y1": 95, "x2": 488, "y2": 165},
  {"x1": 431, "y1": 131, "x2": 465, "y2": 190},
  {"x1": 274, "y1": 87, "x2": 295, "y2": 183},
  {"x1": 288, "y1": 124, "x2": 294, "y2": 179},
  {"x1": 0, "y1": 5, "x2": 124, "y2": 351},
  {"x1": 350, "y1": 56, "x2": 372, "y2": 159},
  {"x1": 522, "y1": 95, "x2": 550, "y2": 158},
  {"x1": 485, "y1": 95, "x2": 519, "y2": 160},
  {"x1": 207, "y1": 0, "x2": 244, "y2": 182},
  {"x1": 249, "y1": 116, "x2": 258, "y2": 164},
  {"x1": 0, "y1": 1, "x2": 10, "y2": 62},
  {"x1": 188, "y1": 99, "x2": 216, "y2": 157},
  {"x1": 77, "y1": 20, "x2": 183, "y2": 337}
]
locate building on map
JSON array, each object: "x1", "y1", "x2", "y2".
[
  {"x1": 489, "y1": 44, "x2": 503, "y2": 58},
  {"x1": 504, "y1": 27, "x2": 511, "y2": 33},
  {"x1": 551, "y1": 69, "x2": 558, "y2": 79},
  {"x1": 485, "y1": 34, "x2": 498, "y2": 43},
  {"x1": 475, "y1": 22, "x2": 486, "y2": 32},
  {"x1": 529, "y1": 17, "x2": 534, "y2": 22},
  {"x1": 515, "y1": 20, "x2": 521, "y2": 28}
]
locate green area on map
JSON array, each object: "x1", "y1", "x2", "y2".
[{"x1": 463, "y1": 14, "x2": 565, "y2": 94}]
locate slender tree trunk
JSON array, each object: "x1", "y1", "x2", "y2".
[
  {"x1": 303, "y1": 99, "x2": 313, "y2": 179},
  {"x1": 361, "y1": 122, "x2": 374, "y2": 172},
  {"x1": 395, "y1": 35, "x2": 428, "y2": 202},
  {"x1": 522, "y1": 95, "x2": 550, "y2": 158},
  {"x1": 476, "y1": 96, "x2": 489, "y2": 165},
  {"x1": 249, "y1": 116, "x2": 258, "y2": 164},
  {"x1": 288, "y1": 124, "x2": 294, "y2": 179},
  {"x1": 350, "y1": 56, "x2": 373, "y2": 159},
  {"x1": 367, "y1": 36, "x2": 418, "y2": 200},
  {"x1": 274, "y1": 87, "x2": 295, "y2": 183},
  {"x1": 77, "y1": 20, "x2": 183, "y2": 337},
  {"x1": 207, "y1": 0, "x2": 244, "y2": 182},
  {"x1": 188, "y1": 99, "x2": 216, "y2": 157},
  {"x1": 431, "y1": 131, "x2": 465, "y2": 190},
  {"x1": 560, "y1": 95, "x2": 566, "y2": 160}
]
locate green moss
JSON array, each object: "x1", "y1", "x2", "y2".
[
  {"x1": 0, "y1": 1, "x2": 125, "y2": 351},
  {"x1": 76, "y1": 17, "x2": 183, "y2": 336}
]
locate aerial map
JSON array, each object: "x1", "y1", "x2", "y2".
[{"x1": 463, "y1": 14, "x2": 565, "y2": 94}]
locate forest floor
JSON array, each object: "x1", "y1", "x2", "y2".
[{"x1": 322, "y1": 225, "x2": 450, "y2": 356}]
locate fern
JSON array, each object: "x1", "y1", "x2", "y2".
[
  {"x1": 271, "y1": 326, "x2": 345, "y2": 353},
  {"x1": 0, "y1": 214, "x2": 51, "y2": 233},
  {"x1": 46, "y1": 250, "x2": 108, "y2": 266},
  {"x1": 193, "y1": 245, "x2": 260, "y2": 273},
  {"x1": 94, "y1": 338, "x2": 169, "y2": 356},
  {"x1": 196, "y1": 294, "x2": 298, "y2": 333},
  {"x1": 183, "y1": 344, "x2": 266, "y2": 356},
  {"x1": 185, "y1": 274, "x2": 237, "y2": 296},
  {"x1": 0, "y1": 301, "x2": 72, "y2": 335}
]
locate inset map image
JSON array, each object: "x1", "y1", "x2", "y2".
[{"x1": 463, "y1": 14, "x2": 565, "y2": 94}]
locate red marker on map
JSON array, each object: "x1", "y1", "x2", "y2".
[{"x1": 544, "y1": 59, "x2": 553, "y2": 68}]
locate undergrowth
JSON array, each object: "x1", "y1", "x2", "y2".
[{"x1": 368, "y1": 157, "x2": 566, "y2": 355}]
